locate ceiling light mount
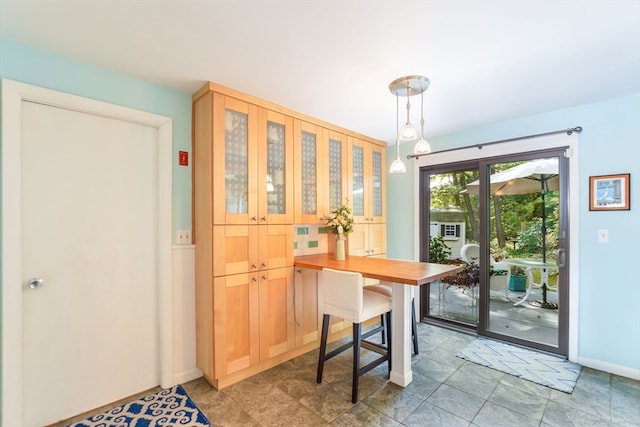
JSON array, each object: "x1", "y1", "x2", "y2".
[{"x1": 388, "y1": 75, "x2": 430, "y2": 98}]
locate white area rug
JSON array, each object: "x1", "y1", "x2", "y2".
[{"x1": 456, "y1": 337, "x2": 581, "y2": 393}]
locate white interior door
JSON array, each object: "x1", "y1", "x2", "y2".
[
  {"x1": 0, "y1": 76, "x2": 178, "y2": 426},
  {"x1": 21, "y1": 101, "x2": 161, "y2": 426}
]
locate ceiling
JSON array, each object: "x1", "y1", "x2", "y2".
[{"x1": 1, "y1": 0, "x2": 639, "y2": 144}]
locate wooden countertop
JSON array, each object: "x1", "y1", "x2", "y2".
[{"x1": 294, "y1": 254, "x2": 462, "y2": 286}]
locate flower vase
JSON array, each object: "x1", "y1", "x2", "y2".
[{"x1": 335, "y1": 237, "x2": 346, "y2": 261}]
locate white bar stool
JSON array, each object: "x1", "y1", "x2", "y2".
[{"x1": 317, "y1": 268, "x2": 392, "y2": 403}]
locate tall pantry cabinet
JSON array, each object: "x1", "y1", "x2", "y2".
[
  {"x1": 194, "y1": 85, "x2": 295, "y2": 389},
  {"x1": 193, "y1": 82, "x2": 387, "y2": 389}
]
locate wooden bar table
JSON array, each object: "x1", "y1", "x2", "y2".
[{"x1": 294, "y1": 254, "x2": 462, "y2": 387}]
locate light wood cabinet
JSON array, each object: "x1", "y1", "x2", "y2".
[
  {"x1": 294, "y1": 120, "x2": 324, "y2": 224},
  {"x1": 193, "y1": 82, "x2": 386, "y2": 389},
  {"x1": 323, "y1": 129, "x2": 349, "y2": 217},
  {"x1": 348, "y1": 137, "x2": 386, "y2": 256},
  {"x1": 349, "y1": 222, "x2": 387, "y2": 257},
  {"x1": 259, "y1": 267, "x2": 296, "y2": 360},
  {"x1": 210, "y1": 93, "x2": 293, "y2": 225},
  {"x1": 294, "y1": 268, "x2": 321, "y2": 346},
  {"x1": 212, "y1": 225, "x2": 292, "y2": 277},
  {"x1": 212, "y1": 267, "x2": 295, "y2": 377}
]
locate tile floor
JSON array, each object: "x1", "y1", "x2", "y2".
[{"x1": 181, "y1": 324, "x2": 640, "y2": 427}]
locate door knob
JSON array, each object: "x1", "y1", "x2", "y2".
[{"x1": 28, "y1": 277, "x2": 44, "y2": 289}]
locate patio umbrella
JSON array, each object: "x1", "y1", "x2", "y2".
[{"x1": 464, "y1": 158, "x2": 559, "y2": 309}]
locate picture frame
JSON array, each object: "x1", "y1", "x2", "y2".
[{"x1": 589, "y1": 173, "x2": 630, "y2": 211}]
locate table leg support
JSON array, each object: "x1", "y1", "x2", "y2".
[{"x1": 390, "y1": 282, "x2": 412, "y2": 387}]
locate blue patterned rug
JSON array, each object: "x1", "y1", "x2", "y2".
[
  {"x1": 456, "y1": 338, "x2": 581, "y2": 393},
  {"x1": 68, "y1": 385, "x2": 210, "y2": 427}
]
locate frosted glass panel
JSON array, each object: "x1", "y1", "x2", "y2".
[
  {"x1": 352, "y1": 145, "x2": 364, "y2": 216},
  {"x1": 372, "y1": 151, "x2": 382, "y2": 217},
  {"x1": 328, "y1": 139, "x2": 342, "y2": 210},
  {"x1": 225, "y1": 109, "x2": 248, "y2": 214},
  {"x1": 267, "y1": 121, "x2": 286, "y2": 214},
  {"x1": 301, "y1": 131, "x2": 317, "y2": 215}
]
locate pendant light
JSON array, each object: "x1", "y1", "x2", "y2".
[
  {"x1": 399, "y1": 78, "x2": 418, "y2": 141},
  {"x1": 413, "y1": 90, "x2": 432, "y2": 155},
  {"x1": 389, "y1": 93, "x2": 406, "y2": 174},
  {"x1": 388, "y1": 75, "x2": 431, "y2": 171}
]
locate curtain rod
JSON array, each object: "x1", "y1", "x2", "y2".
[{"x1": 406, "y1": 126, "x2": 582, "y2": 160}]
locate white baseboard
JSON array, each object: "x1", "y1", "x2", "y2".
[{"x1": 578, "y1": 356, "x2": 640, "y2": 380}]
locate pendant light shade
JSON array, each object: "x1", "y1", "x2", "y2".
[
  {"x1": 389, "y1": 75, "x2": 431, "y2": 169},
  {"x1": 400, "y1": 124, "x2": 418, "y2": 142}
]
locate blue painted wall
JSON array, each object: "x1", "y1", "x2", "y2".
[
  {"x1": 387, "y1": 93, "x2": 640, "y2": 373},
  {"x1": 0, "y1": 38, "x2": 193, "y2": 240}
]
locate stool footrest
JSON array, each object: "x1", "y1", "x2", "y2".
[{"x1": 358, "y1": 354, "x2": 389, "y2": 377}]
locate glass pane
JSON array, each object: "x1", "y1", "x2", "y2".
[
  {"x1": 486, "y1": 157, "x2": 559, "y2": 347},
  {"x1": 267, "y1": 121, "x2": 286, "y2": 214},
  {"x1": 225, "y1": 109, "x2": 248, "y2": 214},
  {"x1": 328, "y1": 139, "x2": 342, "y2": 210},
  {"x1": 372, "y1": 151, "x2": 382, "y2": 217},
  {"x1": 301, "y1": 131, "x2": 317, "y2": 215},
  {"x1": 352, "y1": 145, "x2": 364, "y2": 216},
  {"x1": 427, "y1": 168, "x2": 480, "y2": 327}
]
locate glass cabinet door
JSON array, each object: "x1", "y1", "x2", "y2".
[
  {"x1": 326, "y1": 130, "x2": 348, "y2": 215},
  {"x1": 213, "y1": 94, "x2": 257, "y2": 224},
  {"x1": 349, "y1": 138, "x2": 367, "y2": 224},
  {"x1": 225, "y1": 109, "x2": 249, "y2": 214},
  {"x1": 294, "y1": 120, "x2": 323, "y2": 224},
  {"x1": 259, "y1": 109, "x2": 293, "y2": 224},
  {"x1": 370, "y1": 143, "x2": 386, "y2": 223}
]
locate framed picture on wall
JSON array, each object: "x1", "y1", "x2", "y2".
[{"x1": 589, "y1": 173, "x2": 630, "y2": 211}]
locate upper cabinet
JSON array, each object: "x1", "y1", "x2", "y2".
[
  {"x1": 348, "y1": 137, "x2": 387, "y2": 257},
  {"x1": 348, "y1": 137, "x2": 386, "y2": 224},
  {"x1": 210, "y1": 93, "x2": 293, "y2": 225},
  {"x1": 324, "y1": 130, "x2": 349, "y2": 216},
  {"x1": 259, "y1": 109, "x2": 294, "y2": 224},
  {"x1": 294, "y1": 120, "x2": 324, "y2": 224}
]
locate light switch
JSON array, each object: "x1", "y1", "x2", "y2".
[{"x1": 597, "y1": 229, "x2": 608, "y2": 243}]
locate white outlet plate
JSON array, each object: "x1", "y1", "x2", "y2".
[{"x1": 177, "y1": 229, "x2": 192, "y2": 244}]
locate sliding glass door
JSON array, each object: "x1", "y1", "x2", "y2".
[{"x1": 420, "y1": 150, "x2": 569, "y2": 356}]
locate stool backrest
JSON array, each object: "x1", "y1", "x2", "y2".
[{"x1": 320, "y1": 268, "x2": 364, "y2": 323}]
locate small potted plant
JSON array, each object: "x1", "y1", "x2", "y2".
[{"x1": 509, "y1": 265, "x2": 527, "y2": 291}]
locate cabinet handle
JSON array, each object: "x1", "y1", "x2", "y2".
[
  {"x1": 251, "y1": 264, "x2": 258, "y2": 269},
  {"x1": 262, "y1": 275, "x2": 268, "y2": 280},
  {"x1": 252, "y1": 277, "x2": 258, "y2": 282},
  {"x1": 261, "y1": 216, "x2": 267, "y2": 222},
  {"x1": 262, "y1": 262, "x2": 267, "y2": 268},
  {"x1": 251, "y1": 216, "x2": 257, "y2": 222},
  {"x1": 296, "y1": 269, "x2": 302, "y2": 274}
]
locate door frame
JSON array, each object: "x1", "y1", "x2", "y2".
[
  {"x1": 413, "y1": 131, "x2": 580, "y2": 362},
  {"x1": 1, "y1": 79, "x2": 174, "y2": 426}
]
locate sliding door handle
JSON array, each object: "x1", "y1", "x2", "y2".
[{"x1": 556, "y1": 249, "x2": 566, "y2": 268}]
